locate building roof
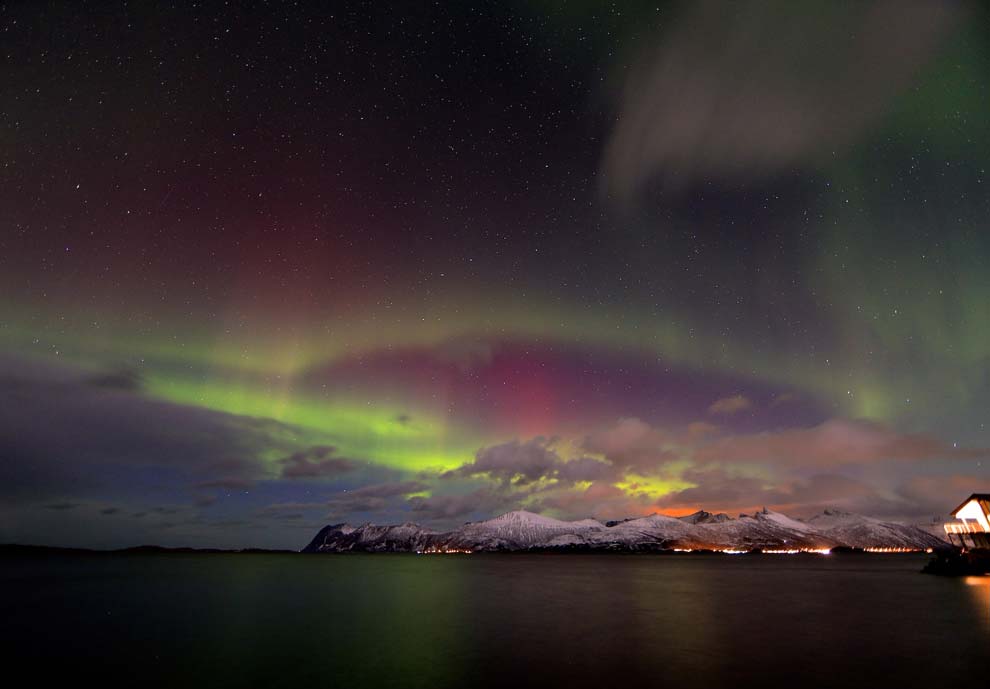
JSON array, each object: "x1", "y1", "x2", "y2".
[{"x1": 950, "y1": 494, "x2": 990, "y2": 517}]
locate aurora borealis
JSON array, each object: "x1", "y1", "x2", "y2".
[{"x1": 3, "y1": 1, "x2": 990, "y2": 548}]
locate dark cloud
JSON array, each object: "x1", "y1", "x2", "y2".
[
  {"x1": 100, "y1": 507, "x2": 120, "y2": 516},
  {"x1": 554, "y1": 456, "x2": 620, "y2": 484},
  {"x1": 326, "y1": 481, "x2": 428, "y2": 518},
  {"x1": 582, "y1": 418, "x2": 678, "y2": 471},
  {"x1": 447, "y1": 438, "x2": 620, "y2": 487},
  {"x1": 343, "y1": 481, "x2": 428, "y2": 499},
  {"x1": 85, "y1": 368, "x2": 143, "y2": 391},
  {"x1": 602, "y1": 0, "x2": 961, "y2": 201},
  {"x1": 195, "y1": 478, "x2": 254, "y2": 490},
  {"x1": 447, "y1": 438, "x2": 559, "y2": 485},
  {"x1": 654, "y1": 468, "x2": 771, "y2": 514},
  {"x1": 423, "y1": 417, "x2": 988, "y2": 524},
  {"x1": 708, "y1": 395, "x2": 752, "y2": 416},
  {"x1": 896, "y1": 475, "x2": 990, "y2": 519},
  {"x1": 693, "y1": 418, "x2": 989, "y2": 469},
  {"x1": 655, "y1": 469, "x2": 910, "y2": 518},
  {"x1": 771, "y1": 392, "x2": 798, "y2": 407},
  {"x1": 527, "y1": 482, "x2": 651, "y2": 522},
  {"x1": 193, "y1": 495, "x2": 218, "y2": 508},
  {"x1": 258, "y1": 502, "x2": 325, "y2": 519},
  {"x1": 0, "y1": 355, "x2": 313, "y2": 501},
  {"x1": 45, "y1": 502, "x2": 80, "y2": 511},
  {"x1": 407, "y1": 488, "x2": 511, "y2": 522},
  {"x1": 278, "y1": 446, "x2": 358, "y2": 479},
  {"x1": 686, "y1": 422, "x2": 719, "y2": 439}
]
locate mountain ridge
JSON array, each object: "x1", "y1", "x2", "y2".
[{"x1": 303, "y1": 508, "x2": 948, "y2": 553}]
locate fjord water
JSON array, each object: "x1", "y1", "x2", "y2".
[{"x1": 2, "y1": 552, "x2": 986, "y2": 687}]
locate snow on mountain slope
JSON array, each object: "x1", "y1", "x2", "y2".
[
  {"x1": 752, "y1": 508, "x2": 819, "y2": 533},
  {"x1": 806, "y1": 509, "x2": 946, "y2": 549},
  {"x1": 692, "y1": 510, "x2": 833, "y2": 550},
  {"x1": 913, "y1": 520, "x2": 952, "y2": 543},
  {"x1": 450, "y1": 510, "x2": 605, "y2": 550},
  {"x1": 570, "y1": 518, "x2": 610, "y2": 529},
  {"x1": 597, "y1": 513, "x2": 697, "y2": 547},
  {"x1": 678, "y1": 510, "x2": 733, "y2": 525},
  {"x1": 303, "y1": 522, "x2": 439, "y2": 553},
  {"x1": 303, "y1": 507, "x2": 947, "y2": 552}
]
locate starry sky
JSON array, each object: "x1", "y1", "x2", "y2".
[{"x1": 3, "y1": 1, "x2": 990, "y2": 548}]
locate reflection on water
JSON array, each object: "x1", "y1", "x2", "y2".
[
  {"x1": 1, "y1": 552, "x2": 986, "y2": 688},
  {"x1": 964, "y1": 576, "x2": 990, "y2": 630}
]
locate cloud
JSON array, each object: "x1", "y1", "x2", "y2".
[
  {"x1": 446, "y1": 438, "x2": 561, "y2": 485},
  {"x1": 654, "y1": 467, "x2": 772, "y2": 514},
  {"x1": 582, "y1": 418, "x2": 677, "y2": 471},
  {"x1": 195, "y1": 478, "x2": 254, "y2": 490},
  {"x1": 259, "y1": 502, "x2": 325, "y2": 516},
  {"x1": 0, "y1": 354, "x2": 316, "y2": 504},
  {"x1": 555, "y1": 456, "x2": 620, "y2": 483},
  {"x1": 85, "y1": 368, "x2": 143, "y2": 391},
  {"x1": 601, "y1": 0, "x2": 961, "y2": 202},
  {"x1": 771, "y1": 392, "x2": 798, "y2": 407},
  {"x1": 655, "y1": 469, "x2": 902, "y2": 517},
  {"x1": 708, "y1": 395, "x2": 752, "y2": 416},
  {"x1": 528, "y1": 482, "x2": 654, "y2": 521},
  {"x1": 429, "y1": 417, "x2": 988, "y2": 522},
  {"x1": 326, "y1": 481, "x2": 428, "y2": 518},
  {"x1": 193, "y1": 495, "x2": 218, "y2": 508},
  {"x1": 45, "y1": 502, "x2": 80, "y2": 511},
  {"x1": 447, "y1": 438, "x2": 620, "y2": 486},
  {"x1": 407, "y1": 488, "x2": 512, "y2": 522},
  {"x1": 278, "y1": 446, "x2": 358, "y2": 479},
  {"x1": 896, "y1": 475, "x2": 990, "y2": 518},
  {"x1": 686, "y1": 421, "x2": 719, "y2": 438},
  {"x1": 693, "y1": 418, "x2": 988, "y2": 468},
  {"x1": 100, "y1": 507, "x2": 120, "y2": 516}
]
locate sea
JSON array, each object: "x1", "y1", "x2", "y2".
[{"x1": 2, "y1": 551, "x2": 986, "y2": 688}]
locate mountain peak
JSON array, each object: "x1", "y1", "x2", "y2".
[
  {"x1": 491, "y1": 510, "x2": 558, "y2": 523},
  {"x1": 679, "y1": 510, "x2": 734, "y2": 524}
]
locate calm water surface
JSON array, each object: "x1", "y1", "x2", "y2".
[{"x1": 2, "y1": 552, "x2": 987, "y2": 687}]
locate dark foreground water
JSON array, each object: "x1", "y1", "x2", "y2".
[{"x1": 2, "y1": 552, "x2": 987, "y2": 688}]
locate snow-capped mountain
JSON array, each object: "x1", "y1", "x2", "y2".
[
  {"x1": 806, "y1": 509, "x2": 947, "y2": 550},
  {"x1": 686, "y1": 509, "x2": 832, "y2": 550},
  {"x1": 447, "y1": 511, "x2": 606, "y2": 550},
  {"x1": 302, "y1": 507, "x2": 948, "y2": 553},
  {"x1": 305, "y1": 522, "x2": 441, "y2": 553},
  {"x1": 595, "y1": 513, "x2": 698, "y2": 548},
  {"x1": 678, "y1": 510, "x2": 733, "y2": 524}
]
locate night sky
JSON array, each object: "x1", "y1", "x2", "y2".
[{"x1": 3, "y1": 1, "x2": 990, "y2": 548}]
